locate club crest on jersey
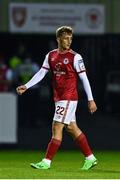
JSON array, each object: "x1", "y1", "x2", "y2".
[{"x1": 63, "y1": 58, "x2": 69, "y2": 64}]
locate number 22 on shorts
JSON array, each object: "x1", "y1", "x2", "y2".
[{"x1": 56, "y1": 106, "x2": 65, "y2": 115}]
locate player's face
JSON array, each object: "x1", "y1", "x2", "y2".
[{"x1": 57, "y1": 33, "x2": 73, "y2": 51}]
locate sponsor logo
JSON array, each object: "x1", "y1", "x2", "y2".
[
  {"x1": 12, "y1": 7, "x2": 27, "y2": 27},
  {"x1": 57, "y1": 115, "x2": 61, "y2": 119},
  {"x1": 54, "y1": 62, "x2": 66, "y2": 75},
  {"x1": 55, "y1": 62, "x2": 62, "y2": 72},
  {"x1": 85, "y1": 8, "x2": 103, "y2": 29}
]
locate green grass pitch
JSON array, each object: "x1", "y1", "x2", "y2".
[{"x1": 0, "y1": 150, "x2": 120, "y2": 179}]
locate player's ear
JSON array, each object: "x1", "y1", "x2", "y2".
[{"x1": 56, "y1": 37, "x2": 59, "y2": 43}]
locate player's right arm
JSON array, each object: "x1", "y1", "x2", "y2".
[
  {"x1": 74, "y1": 53, "x2": 97, "y2": 114},
  {"x1": 16, "y1": 54, "x2": 50, "y2": 95}
]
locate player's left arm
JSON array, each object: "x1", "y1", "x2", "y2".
[
  {"x1": 79, "y1": 72, "x2": 97, "y2": 113},
  {"x1": 74, "y1": 54, "x2": 97, "y2": 114}
]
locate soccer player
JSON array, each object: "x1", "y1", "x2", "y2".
[{"x1": 16, "y1": 26, "x2": 98, "y2": 170}]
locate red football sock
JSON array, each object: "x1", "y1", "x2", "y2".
[
  {"x1": 75, "y1": 133, "x2": 92, "y2": 157},
  {"x1": 45, "y1": 138, "x2": 61, "y2": 160}
]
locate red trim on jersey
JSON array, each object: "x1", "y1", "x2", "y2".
[
  {"x1": 77, "y1": 70, "x2": 86, "y2": 74},
  {"x1": 61, "y1": 101, "x2": 70, "y2": 123},
  {"x1": 42, "y1": 66, "x2": 50, "y2": 70}
]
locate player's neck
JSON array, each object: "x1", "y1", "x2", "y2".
[{"x1": 57, "y1": 48, "x2": 71, "y2": 54}]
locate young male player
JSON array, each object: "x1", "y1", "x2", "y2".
[{"x1": 16, "y1": 26, "x2": 98, "y2": 170}]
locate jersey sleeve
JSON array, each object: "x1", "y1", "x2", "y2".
[
  {"x1": 79, "y1": 72, "x2": 94, "y2": 101},
  {"x1": 74, "y1": 53, "x2": 93, "y2": 101},
  {"x1": 74, "y1": 53, "x2": 86, "y2": 74},
  {"x1": 42, "y1": 53, "x2": 50, "y2": 70}
]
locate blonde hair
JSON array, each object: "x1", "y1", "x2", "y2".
[{"x1": 56, "y1": 26, "x2": 73, "y2": 38}]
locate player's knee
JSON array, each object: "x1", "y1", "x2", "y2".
[
  {"x1": 65, "y1": 125, "x2": 74, "y2": 133},
  {"x1": 66, "y1": 122, "x2": 80, "y2": 134},
  {"x1": 52, "y1": 122, "x2": 64, "y2": 133}
]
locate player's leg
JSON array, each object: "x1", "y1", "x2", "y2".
[
  {"x1": 31, "y1": 100, "x2": 68, "y2": 169},
  {"x1": 65, "y1": 122, "x2": 97, "y2": 170},
  {"x1": 31, "y1": 121, "x2": 65, "y2": 169},
  {"x1": 44, "y1": 121, "x2": 64, "y2": 160},
  {"x1": 65, "y1": 121, "x2": 93, "y2": 156}
]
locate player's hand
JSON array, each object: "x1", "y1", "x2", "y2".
[
  {"x1": 16, "y1": 85, "x2": 27, "y2": 95},
  {"x1": 88, "y1": 100, "x2": 97, "y2": 114}
]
